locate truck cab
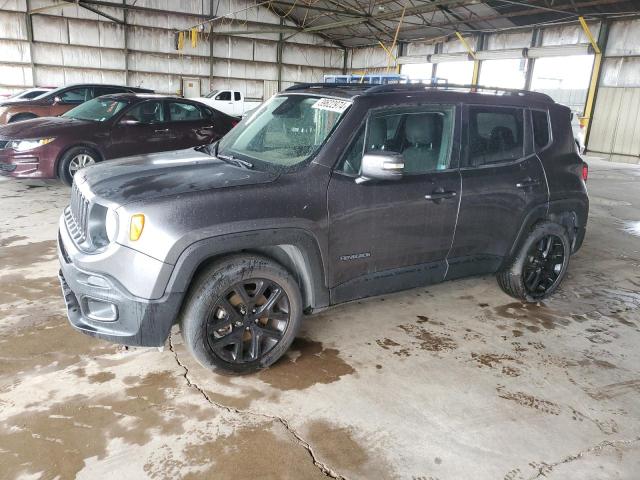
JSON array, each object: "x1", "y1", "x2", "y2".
[{"x1": 195, "y1": 90, "x2": 260, "y2": 117}]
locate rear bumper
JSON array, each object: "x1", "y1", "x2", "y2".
[{"x1": 57, "y1": 218, "x2": 183, "y2": 347}]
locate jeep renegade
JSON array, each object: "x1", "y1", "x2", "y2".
[{"x1": 58, "y1": 83, "x2": 589, "y2": 374}]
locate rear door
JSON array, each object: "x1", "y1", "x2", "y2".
[
  {"x1": 166, "y1": 100, "x2": 216, "y2": 149},
  {"x1": 327, "y1": 103, "x2": 461, "y2": 302},
  {"x1": 446, "y1": 104, "x2": 548, "y2": 278},
  {"x1": 107, "y1": 99, "x2": 174, "y2": 158}
]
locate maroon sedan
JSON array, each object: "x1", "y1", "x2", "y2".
[{"x1": 0, "y1": 94, "x2": 238, "y2": 185}]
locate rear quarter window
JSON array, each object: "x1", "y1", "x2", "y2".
[{"x1": 532, "y1": 110, "x2": 551, "y2": 150}]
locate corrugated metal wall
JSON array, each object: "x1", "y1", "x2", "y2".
[
  {"x1": 0, "y1": 0, "x2": 344, "y2": 99},
  {"x1": 589, "y1": 19, "x2": 640, "y2": 163}
]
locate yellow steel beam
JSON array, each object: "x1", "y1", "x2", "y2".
[
  {"x1": 455, "y1": 31, "x2": 477, "y2": 60},
  {"x1": 579, "y1": 16, "x2": 601, "y2": 54},
  {"x1": 579, "y1": 16, "x2": 603, "y2": 134},
  {"x1": 471, "y1": 60, "x2": 480, "y2": 85},
  {"x1": 582, "y1": 52, "x2": 602, "y2": 129},
  {"x1": 456, "y1": 31, "x2": 479, "y2": 85},
  {"x1": 387, "y1": 5, "x2": 406, "y2": 73},
  {"x1": 378, "y1": 41, "x2": 398, "y2": 66}
]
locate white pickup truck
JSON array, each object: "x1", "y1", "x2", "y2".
[{"x1": 193, "y1": 90, "x2": 261, "y2": 117}]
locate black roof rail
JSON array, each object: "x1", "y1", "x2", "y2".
[
  {"x1": 285, "y1": 82, "x2": 372, "y2": 91},
  {"x1": 284, "y1": 81, "x2": 554, "y2": 103},
  {"x1": 364, "y1": 82, "x2": 554, "y2": 102}
]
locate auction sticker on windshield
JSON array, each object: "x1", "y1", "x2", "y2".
[{"x1": 312, "y1": 98, "x2": 352, "y2": 113}]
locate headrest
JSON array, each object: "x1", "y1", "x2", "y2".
[
  {"x1": 489, "y1": 126, "x2": 515, "y2": 149},
  {"x1": 142, "y1": 103, "x2": 157, "y2": 115},
  {"x1": 405, "y1": 114, "x2": 436, "y2": 145},
  {"x1": 368, "y1": 118, "x2": 386, "y2": 149}
]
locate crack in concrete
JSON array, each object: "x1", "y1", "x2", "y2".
[
  {"x1": 168, "y1": 333, "x2": 348, "y2": 480},
  {"x1": 527, "y1": 436, "x2": 640, "y2": 479}
]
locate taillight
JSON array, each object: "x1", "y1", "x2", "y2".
[{"x1": 582, "y1": 162, "x2": 589, "y2": 182}]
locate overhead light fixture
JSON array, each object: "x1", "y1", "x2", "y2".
[
  {"x1": 475, "y1": 48, "x2": 527, "y2": 60},
  {"x1": 429, "y1": 52, "x2": 472, "y2": 63},
  {"x1": 397, "y1": 55, "x2": 429, "y2": 64},
  {"x1": 527, "y1": 44, "x2": 593, "y2": 58}
]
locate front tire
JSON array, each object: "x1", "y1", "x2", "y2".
[
  {"x1": 497, "y1": 222, "x2": 571, "y2": 302},
  {"x1": 57, "y1": 146, "x2": 98, "y2": 186},
  {"x1": 180, "y1": 255, "x2": 303, "y2": 375},
  {"x1": 8, "y1": 113, "x2": 37, "y2": 123}
]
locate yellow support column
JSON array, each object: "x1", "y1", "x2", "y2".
[
  {"x1": 579, "y1": 16, "x2": 606, "y2": 139},
  {"x1": 456, "y1": 31, "x2": 479, "y2": 86}
]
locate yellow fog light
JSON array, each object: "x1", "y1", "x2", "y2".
[{"x1": 129, "y1": 214, "x2": 145, "y2": 241}]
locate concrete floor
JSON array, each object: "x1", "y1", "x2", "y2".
[{"x1": 1, "y1": 157, "x2": 639, "y2": 480}]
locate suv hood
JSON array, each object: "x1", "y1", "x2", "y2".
[
  {"x1": 0, "y1": 116, "x2": 91, "y2": 138},
  {"x1": 76, "y1": 148, "x2": 279, "y2": 204}
]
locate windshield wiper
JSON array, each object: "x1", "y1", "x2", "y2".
[
  {"x1": 200, "y1": 142, "x2": 254, "y2": 169},
  {"x1": 217, "y1": 152, "x2": 253, "y2": 169}
]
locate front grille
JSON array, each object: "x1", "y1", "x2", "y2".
[{"x1": 65, "y1": 183, "x2": 90, "y2": 243}]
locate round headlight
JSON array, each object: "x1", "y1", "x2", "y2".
[{"x1": 105, "y1": 208, "x2": 118, "y2": 243}]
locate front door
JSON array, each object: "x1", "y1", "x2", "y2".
[
  {"x1": 214, "y1": 90, "x2": 235, "y2": 116},
  {"x1": 328, "y1": 104, "x2": 461, "y2": 303},
  {"x1": 446, "y1": 104, "x2": 548, "y2": 278},
  {"x1": 50, "y1": 86, "x2": 92, "y2": 116}
]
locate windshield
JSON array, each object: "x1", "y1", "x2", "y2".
[
  {"x1": 205, "y1": 90, "x2": 219, "y2": 98},
  {"x1": 61, "y1": 97, "x2": 128, "y2": 122},
  {"x1": 217, "y1": 94, "x2": 350, "y2": 169}
]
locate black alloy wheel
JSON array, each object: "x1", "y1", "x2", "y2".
[
  {"x1": 496, "y1": 221, "x2": 571, "y2": 302},
  {"x1": 522, "y1": 234, "x2": 566, "y2": 298},
  {"x1": 205, "y1": 279, "x2": 290, "y2": 364}
]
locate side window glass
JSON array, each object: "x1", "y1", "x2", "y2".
[
  {"x1": 123, "y1": 101, "x2": 165, "y2": 124},
  {"x1": 58, "y1": 88, "x2": 90, "y2": 104},
  {"x1": 366, "y1": 105, "x2": 455, "y2": 174},
  {"x1": 234, "y1": 92, "x2": 241, "y2": 101},
  {"x1": 168, "y1": 102, "x2": 204, "y2": 122},
  {"x1": 216, "y1": 91, "x2": 231, "y2": 101},
  {"x1": 336, "y1": 126, "x2": 365, "y2": 175},
  {"x1": 93, "y1": 87, "x2": 118, "y2": 98},
  {"x1": 532, "y1": 110, "x2": 550, "y2": 150},
  {"x1": 468, "y1": 107, "x2": 524, "y2": 166}
]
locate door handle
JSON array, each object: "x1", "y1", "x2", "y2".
[
  {"x1": 154, "y1": 128, "x2": 169, "y2": 133},
  {"x1": 516, "y1": 178, "x2": 540, "y2": 189},
  {"x1": 425, "y1": 190, "x2": 457, "y2": 202}
]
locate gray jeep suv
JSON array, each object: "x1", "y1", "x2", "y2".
[{"x1": 58, "y1": 83, "x2": 589, "y2": 374}]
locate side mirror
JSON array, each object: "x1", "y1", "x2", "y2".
[
  {"x1": 356, "y1": 152, "x2": 404, "y2": 184},
  {"x1": 53, "y1": 96, "x2": 62, "y2": 105}
]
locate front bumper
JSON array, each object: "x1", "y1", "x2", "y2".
[
  {"x1": 0, "y1": 147, "x2": 57, "y2": 178},
  {"x1": 57, "y1": 218, "x2": 183, "y2": 347}
]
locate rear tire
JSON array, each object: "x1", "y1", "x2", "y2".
[
  {"x1": 180, "y1": 254, "x2": 303, "y2": 375},
  {"x1": 497, "y1": 221, "x2": 571, "y2": 302},
  {"x1": 57, "y1": 146, "x2": 99, "y2": 186}
]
